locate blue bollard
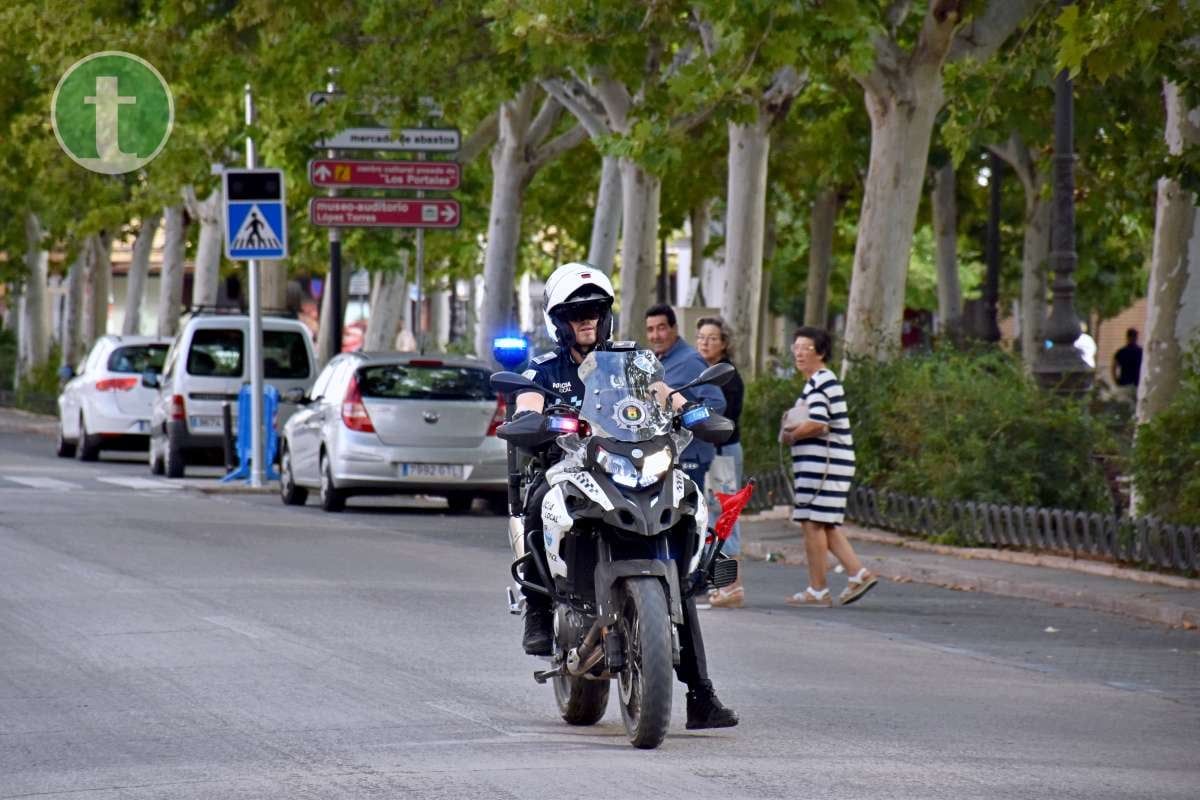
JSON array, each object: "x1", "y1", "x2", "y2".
[{"x1": 221, "y1": 383, "x2": 280, "y2": 483}]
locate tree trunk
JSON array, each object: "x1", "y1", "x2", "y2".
[
  {"x1": 931, "y1": 163, "x2": 962, "y2": 338},
  {"x1": 260, "y1": 260, "x2": 288, "y2": 312},
  {"x1": 720, "y1": 116, "x2": 771, "y2": 377},
  {"x1": 429, "y1": 288, "x2": 451, "y2": 349},
  {"x1": 187, "y1": 187, "x2": 223, "y2": 309},
  {"x1": 588, "y1": 155, "x2": 622, "y2": 273},
  {"x1": 475, "y1": 92, "x2": 532, "y2": 360},
  {"x1": 123, "y1": 213, "x2": 161, "y2": 335},
  {"x1": 1137, "y1": 82, "x2": 1200, "y2": 424},
  {"x1": 81, "y1": 231, "x2": 113, "y2": 350},
  {"x1": 690, "y1": 201, "x2": 711, "y2": 306},
  {"x1": 156, "y1": 205, "x2": 187, "y2": 337},
  {"x1": 617, "y1": 158, "x2": 660, "y2": 340},
  {"x1": 1019, "y1": 195, "x2": 1051, "y2": 366},
  {"x1": 844, "y1": 72, "x2": 945, "y2": 363},
  {"x1": 61, "y1": 247, "x2": 85, "y2": 368},
  {"x1": 806, "y1": 188, "x2": 837, "y2": 328},
  {"x1": 17, "y1": 213, "x2": 49, "y2": 382},
  {"x1": 363, "y1": 263, "x2": 408, "y2": 352},
  {"x1": 758, "y1": 207, "x2": 778, "y2": 369}
]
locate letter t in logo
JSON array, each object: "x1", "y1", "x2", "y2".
[{"x1": 84, "y1": 76, "x2": 137, "y2": 162}]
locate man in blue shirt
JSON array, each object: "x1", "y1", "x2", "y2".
[{"x1": 644, "y1": 303, "x2": 726, "y2": 489}]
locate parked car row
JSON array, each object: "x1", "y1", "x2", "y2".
[{"x1": 55, "y1": 310, "x2": 508, "y2": 513}]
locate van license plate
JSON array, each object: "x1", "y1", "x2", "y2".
[{"x1": 401, "y1": 463, "x2": 463, "y2": 479}]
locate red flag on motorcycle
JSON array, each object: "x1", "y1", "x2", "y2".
[{"x1": 713, "y1": 479, "x2": 755, "y2": 542}]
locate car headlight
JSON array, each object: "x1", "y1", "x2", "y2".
[{"x1": 596, "y1": 446, "x2": 672, "y2": 488}]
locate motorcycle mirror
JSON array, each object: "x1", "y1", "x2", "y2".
[
  {"x1": 696, "y1": 362, "x2": 736, "y2": 387},
  {"x1": 489, "y1": 371, "x2": 564, "y2": 401}
]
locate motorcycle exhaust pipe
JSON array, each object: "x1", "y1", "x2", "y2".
[
  {"x1": 565, "y1": 620, "x2": 605, "y2": 676},
  {"x1": 508, "y1": 516, "x2": 525, "y2": 559}
]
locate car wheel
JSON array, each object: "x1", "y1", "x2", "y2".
[
  {"x1": 446, "y1": 492, "x2": 474, "y2": 514},
  {"x1": 55, "y1": 420, "x2": 76, "y2": 458},
  {"x1": 486, "y1": 492, "x2": 510, "y2": 516},
  {"x1": 75, "y1": 417, "x2": 100, "y2": 462},
  {"x1": 148, "y1": 435, "x2": 165, "y2": 475},
  {"x1": 280, "y1": 445, "x2": 308, "y2": 506},
  {"x1": 164, "y1": 428, "x2": 186, "y2": 479},
  {"x1": 319, "y1": 452, "x2": 345, "y2": 512}
]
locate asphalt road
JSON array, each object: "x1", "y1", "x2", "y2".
[{"x1": 1, "y1": 431, "x2": 1197, "y2": 799}]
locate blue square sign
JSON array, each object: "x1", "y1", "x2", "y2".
[{"x1": 223, "y1": 169, "x2": 287, "y2": 260}]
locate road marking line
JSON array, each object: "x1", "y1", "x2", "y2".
[
  {"x1": 95, "y1": 476, "x2": 181, "y2": 490},
  {"x1": 1, "y1": 475, "x2": 81, "y2": 490}
]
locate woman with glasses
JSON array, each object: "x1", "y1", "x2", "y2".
[
  {"x1": 694, "y1": 316, "x2": 746, "y2": 609},
  {"x1": 779, "y1": 326, "x2": 877, "y2": 607}
]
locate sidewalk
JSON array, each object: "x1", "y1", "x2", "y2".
[{"x1": 741, "y1": 511, "x2": 1200, "y2": 630}]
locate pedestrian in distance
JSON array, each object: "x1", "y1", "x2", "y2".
[
  {"x1": 1111, "y1": 328, "x2": 1143, "y2": 405},
  {"x1": 693, "y1": 316, "x2": 746, "y2": 610},
  {"x1": 779, "y1": 327, "x2": 877, "y2": 607}
]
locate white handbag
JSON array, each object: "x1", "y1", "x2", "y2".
[{"x1": 779, "y1": 399, "x2": 809, "y2": 443}]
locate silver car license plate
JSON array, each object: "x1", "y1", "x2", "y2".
[
  {"x1": 188, "y1": 415, "x2": 225, "y2": 431},
  {"x1": 400, "y1": 463, "x2": 463, "y2": 479}
]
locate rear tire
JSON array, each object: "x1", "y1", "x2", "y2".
[
  {"x1": 616, "y1": 577, "x2": 674, "y2": 749},
  {"x1": 164, "y1": 428, "x2": 185, "y2": 478},
  {"x1": 55, "y1": 421, "x2": 76, "y2": 458},
  {"x1": 445, "y1": 492, "x2": 473, "y2": 514},
  {"x1": 554, "y1": 675, "x2": 610, "y2": 726},
  {"x1": 279, "y1": 445, "x2": 308, "y2": 506},
  {"x1": 486, "y1": 493, "x2": 510, "y2": 516},
  {"x1": 148, "y1": 437, "x2": 165, "y2": 475},
  {"x1": 75, "y1": 417, "x2": 100, "y2": 462},
  {"x1": 319, "y1": 452, "x2": 345, "y2": 512}
]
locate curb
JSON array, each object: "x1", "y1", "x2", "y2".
[
  {"x1": 189, "y1": 482, "x2": 277, "y2": 495},
  {"x1": 0, "y1": 407, "x2": 57, "y2": 435},
  {"x1": 745, "y1": 509, "x2": 1200, "y2": 591},
  {"x1": 742, "y1": 540, "x2": 1199, "y2": 630}
]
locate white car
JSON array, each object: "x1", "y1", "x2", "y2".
[
  {"x1": 279, "y1": 352, "x2": 509, "y2": 512},
  {"x1": 56, "y1": 335, "x2": 172, "y2": 460},
  {"x1": 145, "y1": 313, "x2": 317, "y2": 478}
]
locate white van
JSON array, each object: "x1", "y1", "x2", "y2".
[{"x1": 145, "y1": 313, "x2": 316, "y2": 477}]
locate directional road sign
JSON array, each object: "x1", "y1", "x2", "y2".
[
  {"x1": 309, "y1": 197, "x2": 460, "y2": 229},
  {"x1": 308, "y1": 158, "x2": 460, "y2": 190},
  {"x1": 315, "y1": 127, "x2": 461, "y2": 152},
  {"x1": 223, "y1": 169, "x2": 287, "y2": 260}
]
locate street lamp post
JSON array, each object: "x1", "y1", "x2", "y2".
[{"x1": 1033, "y1": 0, "x2": 1092, "y2": 394}]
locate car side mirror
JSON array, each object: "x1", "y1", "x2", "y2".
[
  {"x1": 141, "y1": 370, "x2": 160, "y2": 389},
  {"x1": 284, "y1": 387, "x2": 309, "y2": 405},
  {"x1": 57, "y1": 365, "x2": 74, "y2": 381}
]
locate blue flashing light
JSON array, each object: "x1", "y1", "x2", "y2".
[
  {"x1": 493, "y1": 335, "x2": 530, "y2": 369},
  {"x1": 681, "y1": 405, "x2": 711, "y2": 428}
]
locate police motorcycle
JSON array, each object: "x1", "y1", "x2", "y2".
[{"x1": 491, "y1": 348, "x2": 738, "y2": 750}]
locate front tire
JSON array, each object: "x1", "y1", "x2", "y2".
[
  {"x1": 445, "y1": 492, "x2": 473, "y2": 514},
  {"x1": 554, "y1": 675, "x2": 610, "y2": 726},
  {"x1": 279, "y1": 445, "x2": 308, "y2": 506},
  {"x1": 55, "y1": 421, "x2": 76, "y2": 458},
  {"x1": 75, "y1": 417, "x2": 100, "y2": 462},
  {"x1": 616, "y1": 577, "x2": 674, "y2": 749},
  {"x1": 319, "y1": 451, "x2": 346, "y2": 512}
]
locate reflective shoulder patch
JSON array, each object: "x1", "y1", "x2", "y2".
[
  {"x1": 532, "y1": 351, "x2": 559, "y2": 365},
  {"x1": 610, "y1": 340, "x2": 638, "y2": 351},
  {"x1": 521, "y1": 368, "x2": 538, "y2": 380}
]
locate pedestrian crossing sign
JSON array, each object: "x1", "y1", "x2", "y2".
[{"x1": 223, "y1": 168, "x2": 288, "y2": 260}]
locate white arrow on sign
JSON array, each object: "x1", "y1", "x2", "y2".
[
  {"x1": 312, "y1": 164, "x2": 331, "y2": 181},
  {"x1": 440, "y1": 205, "x2": 456, "y2": 222}
]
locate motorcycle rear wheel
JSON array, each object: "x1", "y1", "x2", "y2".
[
  {"x1": 616, "y1": 577, "x2": 673, "y2": 749},
  {"x1": 553, "y1": 674, "x2": 609, "y2": 725}
]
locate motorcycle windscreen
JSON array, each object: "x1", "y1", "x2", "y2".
[{"x1": 577, "y1": 350, "x2": 673, "y2": 443}]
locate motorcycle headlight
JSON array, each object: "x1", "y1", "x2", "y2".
[{"x1": 596, "y1": 446, "x2": 673, "y2": 488}]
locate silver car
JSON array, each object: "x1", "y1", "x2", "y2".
[{"x1": 279, "y1": 352, "x2": 509, "y2": 513}]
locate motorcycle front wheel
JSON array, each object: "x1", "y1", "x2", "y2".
[{"x1": 616, "y1": 576, "x2": 673, "y2": 749}]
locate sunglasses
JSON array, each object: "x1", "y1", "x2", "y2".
[{"x1": 563, "y1": 303, "x2": 604, "y2": 322}]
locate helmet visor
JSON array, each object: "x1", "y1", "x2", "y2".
[{"x1": 560, "y1": 300, "x2": 608, "y2": 323}]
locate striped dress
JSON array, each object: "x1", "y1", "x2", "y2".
[{"x1": 791, "y1": 367, "x2": 855, "y2": 525}]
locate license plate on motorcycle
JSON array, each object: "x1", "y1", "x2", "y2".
[{"x1": 400, "y1": 463, "x2": 463, "y2": 479}]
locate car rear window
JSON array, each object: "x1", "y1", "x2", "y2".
[
  {"x1": 186, "y1": 329, "x2": 311, "y2": 378},
  {"x1": 357, "y1": 364, "x2": 491, "y2": 401},
  {"x1": 108, "y1": 344, "x2": 169, "y2": 374},
  {"x1": 188, "y1": 330, "x2": 243, "y2": 376}
]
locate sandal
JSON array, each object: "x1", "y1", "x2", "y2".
[
  {"x1": 785, "y1": 587, "x2": 831, "y2": 608},
  {"x1": 709, "y1": 586, "x2": 744, "y2": 609},
  {"x1": 839, "y1": 569, "x2": 878, "y2": 605}
]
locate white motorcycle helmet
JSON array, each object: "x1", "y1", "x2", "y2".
[{"x1": 542, "y1": 262, "x2": 615, "y2": 351}]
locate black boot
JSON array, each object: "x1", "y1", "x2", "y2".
[
  {"x1": 522, "y1": 606, "x2": 553, "y2": 656},
  {"x1": 686, "y1": 682, "x2": 739, "y2": 730}
]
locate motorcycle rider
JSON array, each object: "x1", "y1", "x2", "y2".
[{"x1": 510, "y1": 261, "x2": 738, "y2": 730}]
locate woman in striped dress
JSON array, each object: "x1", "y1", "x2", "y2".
[{"x1": 780, "y1": 327, "x2": 877, "y2": 607}]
